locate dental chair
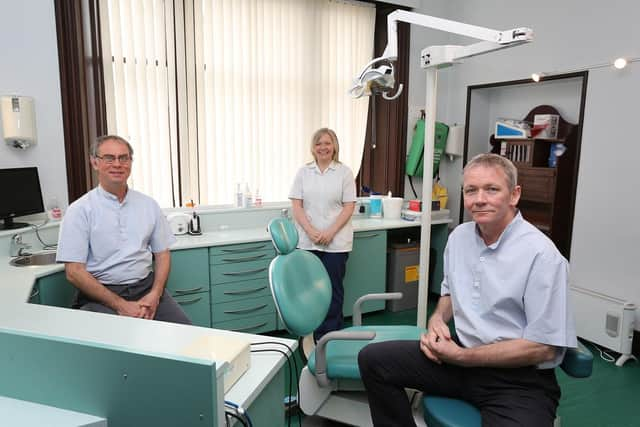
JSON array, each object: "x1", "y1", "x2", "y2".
[
  {"x1": 267, "y1": 218, "x2": 425, "y2": 426},
  {"x1": 422, "y1": 339, "x2": 594, "y2": 427}
]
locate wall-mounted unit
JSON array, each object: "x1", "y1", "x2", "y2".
[
  {"x1": 0, "y1": 95, "x2": 37, "y2": 149},
  {"x1": 571, "y1": 285, "x2": 637, "y2": 366}
]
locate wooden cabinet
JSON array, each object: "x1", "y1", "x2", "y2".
[
  {"x1": 492, "y1": 105, "x2": 579, "y2": 258},
  {"x1": 342, "y1": 230, "x2": 388, "y2": 317},
  {"x1": 209, "y1": 241, "x2": 277, "y2": 333},
  {"x1": 166, "y1": 248, "x2": 211, "y2": 327}
]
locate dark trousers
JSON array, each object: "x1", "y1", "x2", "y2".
[
  {"x1": 358, "y1": 340, "x2": 561, "y2": 427},
  {"x1": 73, "y1": 273, "x2": 192, "y2": 325},
  {"x1": 309, "y1": 251, "x2": 349, "y2": 341}
]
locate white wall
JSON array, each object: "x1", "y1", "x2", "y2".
[
  {"x1": 407, "y1": 0, "x2": 640, "y2": 326},
  {"x1": 0, "y1": 0, "x2": 68, "y2": 208}
]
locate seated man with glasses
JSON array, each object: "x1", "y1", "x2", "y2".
[{"x1": 56, "y1": 135, "x2": 191, "y2": 324}]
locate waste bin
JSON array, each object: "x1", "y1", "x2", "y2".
[{"x1": 386, "y1": 242, "x2": 435, "y2": 312}]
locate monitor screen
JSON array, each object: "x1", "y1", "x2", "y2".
[{"x1": 0, "y1": 167, "x2": 45, "y2": 230}]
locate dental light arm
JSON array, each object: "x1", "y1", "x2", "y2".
[
  {"x1": 351, "y1": 9, "x2": 533, "y2": 328},
  {"x1": 382, "y1": 10, "x2": 533, "y2": 65}
]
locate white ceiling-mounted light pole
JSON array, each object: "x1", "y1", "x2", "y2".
[{"x1": 352, "y1": 10, "x2": 533, "y2": 328}]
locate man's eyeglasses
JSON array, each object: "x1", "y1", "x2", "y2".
[{"x1": 95, "y1": 154, "x2": 132, "y2": 164}]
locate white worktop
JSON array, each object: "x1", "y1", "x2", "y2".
[{"x1": 0, "y1": 212, "x2": 450, "y2": 418}]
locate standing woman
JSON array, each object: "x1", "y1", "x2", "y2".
[{"x1": 289, "y1": 128, "x2": 356, "y2": 342}]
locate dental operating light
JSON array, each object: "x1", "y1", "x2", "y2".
[{"x1": 352, "y1": 10, "x2": 533, "y2": 328}]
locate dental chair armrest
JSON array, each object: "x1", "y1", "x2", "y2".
[
  {"x1": 314, "y1": 330, "x2": 376, "y2": 387},
  {"x1": 352, "y1": 292, "x2": 403, "y2": 326}
]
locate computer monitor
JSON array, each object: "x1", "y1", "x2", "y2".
[{"x1": 0, "y1": 167, "x2": 45, "y2": 230}]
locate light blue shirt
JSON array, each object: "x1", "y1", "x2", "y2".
[
  {"x1": 289, "y1": 161, "x2": 356, "y2": 252},
  {"x1": 441, "y1": 212, "x2": 577, "y2": 368},
  {"x1": 57, "y1": 186, "x2": 175, "y2": 285}
]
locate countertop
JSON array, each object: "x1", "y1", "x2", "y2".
[{"x1": 0, "y1": 214, "x2": 450, "y2": 412}]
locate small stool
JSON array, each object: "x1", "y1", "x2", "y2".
[{"x1": 423, "y1": 396, "x2": 480, "y2": 427}]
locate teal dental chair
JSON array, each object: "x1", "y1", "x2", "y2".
[
  {"x1": 268, "y1": 218, "x2": 425, "y2": 425},
  {"x1": 422, "y1": 340, "x2": 594, "y2": 427}
]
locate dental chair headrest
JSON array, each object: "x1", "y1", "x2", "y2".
[{"x1": 268, "y1": 218, "x2": 299, "y2": 255}]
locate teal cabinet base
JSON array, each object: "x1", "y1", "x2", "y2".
[
  {"x1": 343, "y1": 231, "x2": 388, "y2": 317},
  {"x1": 246, "y1": 366, "x2": 286, "y2": 427},
  {"x1": 35, "y1": 271, "x2": 75, "y2": 308},
  {"x1": 0, "y1": 329, "x2": 218, "y2": 427}
]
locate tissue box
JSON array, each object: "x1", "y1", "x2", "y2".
[{"x1": 533, "y1": 114, "x2": 559, "y2": 139}]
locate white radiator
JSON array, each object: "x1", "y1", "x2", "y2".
[{"x1": 570, "y1": 285, "x2": 637, "y2": 366}]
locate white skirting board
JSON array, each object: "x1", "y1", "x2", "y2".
[{"x1": 570, "y1": 285, "x2": 637, "y2": 366}]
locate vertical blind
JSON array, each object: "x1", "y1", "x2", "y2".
[{"x1": 100, "y1": 0, "x2": 374, "y2": 207}]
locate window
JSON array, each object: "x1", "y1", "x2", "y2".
[{"x1": 99, "y1": 0, "x2": 375, "y2": 207}]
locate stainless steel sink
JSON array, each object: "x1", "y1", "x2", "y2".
[{"x1": 10, "y1": 251, "x2": 57, "y2": 267}]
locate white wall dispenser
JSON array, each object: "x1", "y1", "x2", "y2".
[{"x1": 1, "y1": 95, "x2": 37, "y2": 149}]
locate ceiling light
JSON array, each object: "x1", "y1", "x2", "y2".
[{"x1": 613, "y1": 58, "x2": 628, "y2": 69}]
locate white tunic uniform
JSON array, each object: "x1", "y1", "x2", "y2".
[{"x1": 289, "y1": 161, "x2": 356, "y2": 252}]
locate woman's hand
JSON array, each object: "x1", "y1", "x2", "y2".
[{"x1": 315, "y1": 229, "x2": 337, "y2": 246}]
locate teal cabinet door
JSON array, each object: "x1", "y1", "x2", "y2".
[
  {"x1": 166, "y1": 248, "x2": 211, "y2": 327},
  {"x1": 166, "y1": 248, "x2": 209, "y2": 294},
  {"x1": 342, "y1": 231, "x2": 388, "y2": 317},
  {"x1": 36, "y1": 271, "x2": 76, "y2": 308}
]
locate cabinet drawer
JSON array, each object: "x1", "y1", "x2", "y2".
[
  {"x1": 212, "y1": 295, "x2": 275, "y2": 323},
  {"x1": 518, "y1": 167, "x2": 556, "y2": 203},
  {"x1": 210, "y1": 258, "x2": 271, "y2": 284},
  {"x1": 210, "y1": 249, "x2": 274, "y2": 266},
  {"x1": 210, "y1": 241, "x2": 272, "y2": 257},
  {"x1": 166, "y1": 248, "x2": 209, "y2": 293},
  {"x1": 212, "y1": 278, "x2": 272, "y2": 303},
  {"x1": 173, "y1": 291, "x2": 211, "y2": 328},
  {"x1": 213, "y1": 313, "x2": 277, "y2": 334}
]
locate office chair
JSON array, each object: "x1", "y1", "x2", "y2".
[
  {"x1": 422, "y1": 340, "x2": 594, "y2": 427},
  {"x1": 268, "y1": 218, "x2": 425, "y2": 425}
]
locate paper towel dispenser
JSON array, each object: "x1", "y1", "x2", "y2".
[{"x1": 1, "y1": 95, "x2": 37, "y2": 149}]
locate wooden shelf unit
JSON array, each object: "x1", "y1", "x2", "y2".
[{"x1": 491, "y1": 105, "x2": 578, "y2": 257}]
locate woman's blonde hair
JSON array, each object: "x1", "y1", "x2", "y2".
[{"x1": 310, "y1": 128, "x2": 340, "y2": 162}]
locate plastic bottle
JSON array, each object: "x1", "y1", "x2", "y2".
[
  {"x1": 254, "y1": 188, "x2": 263, "y2": 207},
  {"x1": 235, "y1": 183, "x2": 244, "y2": 208},
  {"x1": 243, "y1": 183, "x2": 252, "y2": 208}
]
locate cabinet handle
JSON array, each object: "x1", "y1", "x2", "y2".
[
  {"x1": 221, "y1": 254, "x2": 266, "y2": 263},
  {"x1": 223, "y1": 267, "x2": 267, "y2": 276},
  {"x1": 220, "y1": 244, "x2": 267, "y2": 253},
  {"x1": 174, "y1": 287, "x2": 204, "y2": 295},
  {"x1": 30, "y1": 288, "x2": 40, "y2": 299},
  {"x1": 224, "y1": 286, "x2": 267, "y2": 295},
  {"x1": 177, "y1": 296, "x2": 203, "y2": 305},
  {"x1": 224, "y1": 304, "x2": 268, "y2": 314},
  {"x1": 230, "y1": 322, "x2": 268, "y2": 332},
  {"x1": 355, "y1": 233, "x2": 379, "y2": 239}
]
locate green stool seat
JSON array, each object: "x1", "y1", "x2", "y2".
[
  {"x1": 422, "y1": 342, "x2": 594, "y2": 426},
  {"x1": 307, "y1": 325, "x2": 424, "y2": 379},
  {"x1": 423, "y1": 397, "x2": 480, "y2": 427}
]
